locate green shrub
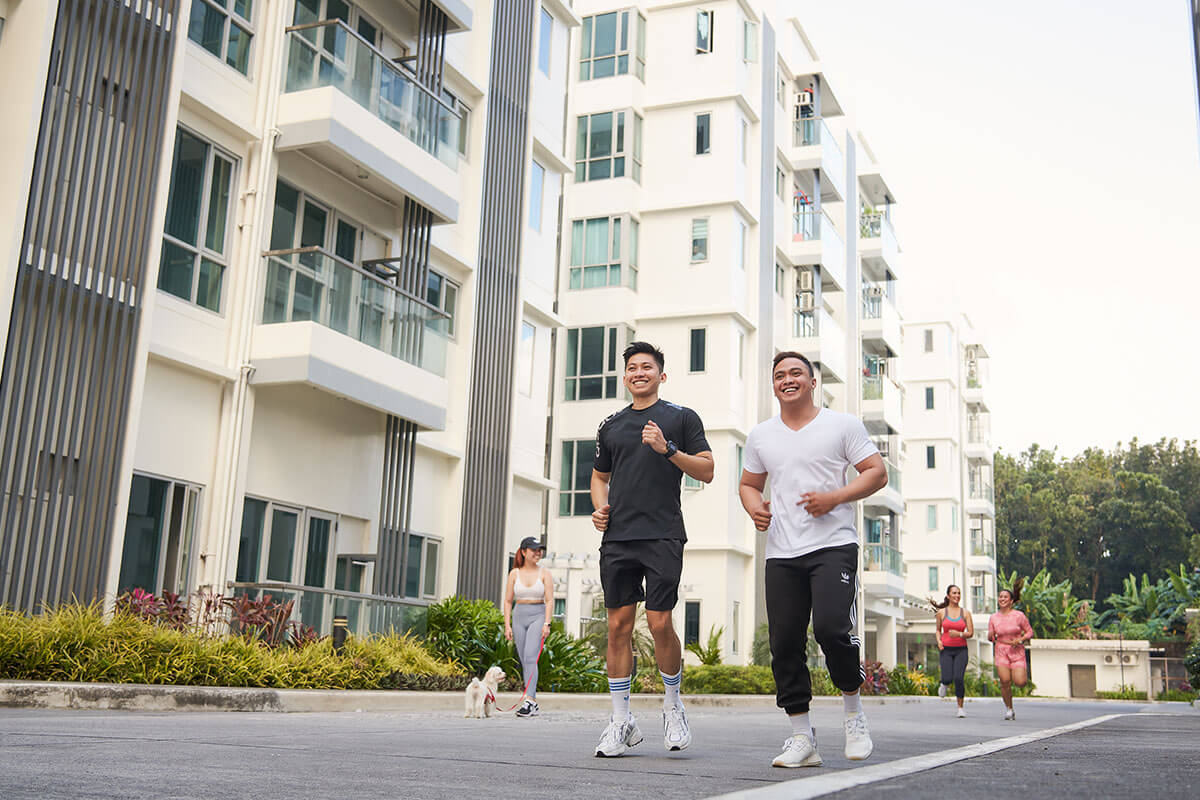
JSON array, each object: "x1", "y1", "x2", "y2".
[
  {"x1": 685, "y1": 625, "x2": 724, "y2": 666},
  {"x1": 1096, "y1": 685, "x2": 1148, "y2": 700},
  {"x1": 1185, "y1": 639, "x2": 1200, "y2": 686},
  {"x1": 888, "y1": 665, "x2": 934, "y2": 696},
  {"x1": 1155, "y1": 688, "x2": 1197, "y2": 702},
  {"x1": 682, "y1": 664, "x2": 774, "y2": 694},
  {"x1": 0, "y1": 604, "x2": 460, "y2": 689},
  {"x1": 751, "y1": 623, "x2": 771, "y2": 666}
]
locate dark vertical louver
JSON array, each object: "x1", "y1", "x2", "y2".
[
  {"x1": 0, "y1": 0, "x2": 180, "y2": 611},
  {"x1": 456, "y1": 0, "x2": 535, "y2": 602},
  {"x1": 374, "y1": 415, "x2": 418, "y2": 595},
  {"x1": 416, "y1": 0, "x2": 448, "y2": 95}
]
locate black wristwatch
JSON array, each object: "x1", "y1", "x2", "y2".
[{"x1": 663, "y1": 440, "x2": 679, "y2": 459}]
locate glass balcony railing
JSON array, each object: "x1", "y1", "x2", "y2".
[
  {"x1": 261, "y1": 247, "x2": 449, "y2": 376},
  {"x1": 969, "y1": 480, "x2": 995, "y2": 504},
  {"x1": 864, "y1": 544, "x2": 903, "y2": 576},
  {"x1": 884, "y1": 458, "x2": 901, "y2": 492},
  {"x1": 862, "y1": 291, "x2": 883, "y2": 319},
  {"x1": 229, "y1": 581, "x2": 429, "y2": 637},
  {"x1": 793, "y1": 207, "x2": 821, "y2": 241},
  {"x1": 970, "y1": 531, "x2": 996, "y2": 559},
  {"x1": 284, "y1": 20, "x2": 461, "y2": 170},
  {"x1": 793, "y1": 116, "x2": 834, "y2": 148},
  {"x1": 967, "y1": 420, "x2": 990, "y2": 446},
  {"x1": 860, "y1": 210, "x2": 896, "y2": 240},
  {"x1": 863, "y1": 374, "x2": 883, "y2": 400}
]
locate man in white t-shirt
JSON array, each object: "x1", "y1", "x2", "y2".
[{"x1": 739, "y1": 351, "x2": 888, "y2": 768}]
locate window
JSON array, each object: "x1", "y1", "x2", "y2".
[
  {"x1": 576, "y1": 110, "x2": 642, "y2": 183},
  {"x1": 684, "y1": 475, "x2": 704, "y2": 490},
  {"x1": 569, "y1": 215, "x2": 637, "y2": 290},
  {"x1": 188, "y1": 0, "x2": 254, "y2": 75},
  {"x1": 580, "y1": 10, "x2": 646, "y2": 81},
  {"x1": 743, "y1": 19, "x2": 758, "y2": 62},
  {"x1": 235, "y1": 498, "x2": 344, "y2": 617},
  {"x1": 518, "y1": 322, "x2": 536, "y2": 396},
  {"x1": 925, "y1": 386, "x2": 935, "y2": 410},
  {"x1": 776, "y1": 165, "x2": 787, "y2": 202},
  {"x1": 928, "y1": 566, "x2": 939, "y2": 592},
  {"x1": 529, "y1": 159, "x2": 545, "y2": 231},
  {"x1": 689, "y1": 328, "x2": 706, "y2": 373},
  {"x1": 926, "y1": 445, "x2": 936, "y2": 469},
  {"x1": 684, "y1": 601, "x2": 701, "y2": 645},
  {"x1": 696, "y1": 10, "x2": 713, "y2": 54},
  {"x1": 695, "y1": 113, "x2": 711, "y2": 155},
  {"x1": 951, "y1": 503, "x2": 959, "y2": 532},
  {"x1": 691, "y1": 218, "x2": 709, "y2": 262},
  {"x1": 736, "y1": 443, "x2": 744, "y2": 475},
  {"x1": 559, "y1": 440, "x2": 596, "y2": 516},
  {"x1": 731, "y1": 601, "x2": 740, "y2": 654},
  {"x1": 565, "y1": 326, "x2": 628, "y2": 400},
  {"x1": 775, "y1": 263, "x2": 785, "y2": 296},
  {"x1": 403, "y1": 533, "x2": 441, "y2": 599},
  {"x1": 553, "y1": 597, "x2": 566, "y2": 618},
  {"x1": 736, "y1": 330, "x2": 744, "y2": 377},
  {"x1": 426, "y1": 271, "x2": 459, "y2": 337},
  {"x1": 456, "y1": 103, "x2": 471, "y2": 157},
  {"x1": 778, "y1": 73, "x2": 787, "y2": 108},
  {"x1": 538, "y1": 7, "x2": 553, "y2": 76},
  {"x1": 923, "y1": 328, "x2": 934, "y2": 352},
  {"x1": 118, "y1": 474, "x2": 202, "y2": 597},
  {"x1": 739, "y1": 118, "x2": 749, "y2": 164},
  {"x1": 159, "y1": 128, "x2": 236, "y2": 313},
  {"x1": 927, "y1": 504, "x2": 937, "y2": 531},
  {"x1": 738, "y1": 222, "x2": 747, "y2": 270}
]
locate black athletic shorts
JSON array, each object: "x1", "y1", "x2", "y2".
[{"x1": 599, "y1": 539, "x2": 684, "y2": 611}]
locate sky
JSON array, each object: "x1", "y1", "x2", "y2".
[{"x1": 789, "y1": 0, "x2": 1200, "y2": 457}]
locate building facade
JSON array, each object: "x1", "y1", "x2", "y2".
[{"x1": 898, "y1": 315, "x2": 996, "y2": 667}]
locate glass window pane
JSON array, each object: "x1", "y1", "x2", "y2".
[
  {"x1": 266, "y1": 509, "x2": 298, "y2": 582},
  {"x1": 607, "y1": 326, "x2": 617, "y2": 371},
  {"x1": 594, "y1": 12, "x2": 617, "y2": 56},
  {"x1": 204, "y1": 156, "x2": 232, "y2": 254},
  {"x1": 570, "y1": 220, "x2": 584, "y2": 265},
  {"x1": 565, "y1": 327, "x2": 579, "y2": 377},
  {"x1": 696, "y1": 11, "x2": 711, "y2": 52},
  {"x1": 357, "y1": 16, "x2": 378, "y2": 45},
  {"x1": 304, "y1": 517, "x2": 331, "y2": 587},
  {"x1": 574, "y1": 440, "x2": 595, "y2": 490},
  {"x1": 293, "y1": 0, "x2": 319, "y2": 25},
  {"x1": 630, "y1": 219, "x2": 639, "y2": 266},
  {"x1": 196, "y1": 258, "x2": 224, "y2": 312},
  {"x1": 613, "y1": 157, "x2": 624, "y2": 178},
  {"x1": 262, "y1": 259, "x2": 291, "y2": 323},
  {"x1": 588, "y1": 113, "x2": 612, "y2": 158},
  {"x1": 696, "y1": 114, "x2": 710, "y2": 155},
  {"x1": 579, "y1": 326, "x2": 604, "y2": 374},
  {"x1": 617, "y1": 55, "x2": 628, "y2": 75},
  {"x1": 690, "y1": 328, "x2": 706, "y2": 371},
  {"x1": 334, "y1": 219, "x2": 357, "y2": 262},
  {"x1": 118, "y1": 475, "x2": 170, "y2": 594},
  {"x1": 593, "y1": 56, "x2": 615, "y2": 79},
  {"x1": 616, "y1": 112, "x2": 625, "y2": 153},
  {"x1": 574, "y1": 492, "x2": 594, "y2": 516},
  {"x1": 560, "y1": 441, "x2": 575, "y2": 490},
  {"x1": 423, "y1": 540, "x2": 439, "y2": 596},
  {"x1": 443, "y1": 282, "x2": 457, "y2": 335},
  {"x1": 582, "y1": 265, "x2": 607, "y2": 289},
  {"x1": 188, "y1": 1, "x2": 224, "y2": 59},
  {"x1": 234, "y1": 0, "x2": 252, "y2": 19},
  {"x1": 226, "y1": 24, "x2": 251, "y2": 74},
  {"x1": 301, "y1": 200, "x2": 327, "y2": 249},
  {"x1": 529, "y1": 160, "x2": 545, "y2": 231},
  {"x1": 236, "y1": 498, "x2": 267, "y2": 582},
  {"x1": 588, "y1": 159, "x2": 611, "y2": 181},
  {"x1": 270, "y1": 181, "x2": 300, "y2": 250},
  {"x1": 584, "y1": 218, "x2": 608, "y2": 265},
  {"x1": 538, "y1": 9, "x2": 553, "y2": 76},
  {"x1": 404, "y1": 534, "x2": 423, "y2": 597},
  {"x1": 579, "y1": 376, "x2": 602, "y2": 400},
  {"x1": 611, "y1": 217, "x2": 621, "y2": 260},
  {"x1": 159, "y1": 241, "x2": 196, "y2": 301},
  {"x1": 581, "y1": 17, "x2": 593, "y2": 60},
  {"x1": 164, "y1": 131, "x2": 208, "y2": 245}
]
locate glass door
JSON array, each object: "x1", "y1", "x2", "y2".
[{"x1": 300, "y1": 513, "x2": 335, "y2": 629}]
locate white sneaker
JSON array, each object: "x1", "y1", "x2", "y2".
[
  {"x1": 772, "y1": 733, "x2": 823, "y2": 768},
  {"x1": 515, "y1": 699, "x2": 539, "y2": 717},
  {"x1": 663, "y1": 702, "x2": 691, "y2": 751},
  {"x1": 938, "y1": 682, "x2": 947, "y2": 698},
  {"x1": 956, "y1": 707, "x2": 967, "y2": 718},
  {"x1": 595, "y1": 716, "x2": 643, "y2": 757},
  {"x1": 1003, "y1": 707, "x2": 1015, "y2": 721},
  {"x1": 844, "y1": 712, "x2": 873, "y2": 761}
]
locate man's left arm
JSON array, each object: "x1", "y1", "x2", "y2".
[{"x1": 800, "y1": 453, "x2": 887, "y2": 517}]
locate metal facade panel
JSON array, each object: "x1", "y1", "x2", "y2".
[
  {"x1": 455, "y1": 0, "x2": 535, "y2": 601},
  {"x1": 0, "y1": 0, "x2": 180, "y2": 611}
]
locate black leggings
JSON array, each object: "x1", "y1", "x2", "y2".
[{"x1": 939, "y1": 647, "x2": 968, "y2": 699}]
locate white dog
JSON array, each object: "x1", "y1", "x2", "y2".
[{"x1": 464, "y1": 666, "x2": 506, "y2": 718}]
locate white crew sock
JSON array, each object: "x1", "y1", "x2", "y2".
[
  {"x1": 789, "y1": 712, "x2": 813, "y2": 740},
  {"x1": 609, "y1": 675, "x2": 632, "y2": 721},
  {"x1": 661, "y1": 668, "x2": 682, "y2": 707},
  {"x1": 843, "y1": 691, "x2": 863, "y2": 716}
]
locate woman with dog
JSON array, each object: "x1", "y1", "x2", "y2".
[
  {"x1": 504, "y1": 536, "x2": 554, "y2": 718},
  {"x1": 931, "y1": 584, "x2": 973, "y2": 717},
  {"x1": 988, "y1": 578, "x2": 1033, "y2": 720}
]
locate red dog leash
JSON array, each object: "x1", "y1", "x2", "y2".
[{"x1": 491, "y1": 630, "x2": 549, "y2": 712}]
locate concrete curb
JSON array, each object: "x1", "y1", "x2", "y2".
[{"x1": 0, "y1": 681, "x2": 1167, "y2": 714}]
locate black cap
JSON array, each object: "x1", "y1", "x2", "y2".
[{"x1": 519, "y1": 536, "x2": 546, "y2": 551}]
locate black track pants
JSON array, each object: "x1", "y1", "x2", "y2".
[
  {"x1": 765, "y1": 544, "x2": 865, "y2": 714},
  {"x1": 939, "y1": 646, "x2": 968, "y2": 699}
]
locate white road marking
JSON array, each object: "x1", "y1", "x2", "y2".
[{"x1": 705, "y1": 713, "x2": 1125, "y2": 800}]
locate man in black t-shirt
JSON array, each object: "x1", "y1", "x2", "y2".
[{"x1": 590, "y1": 341, "x2": 713, "y2": 758}]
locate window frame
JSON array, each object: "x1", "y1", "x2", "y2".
[
  {"x1": 188, "y1": 0, "x2": 256, "y2": 76},
  {"x1": 926, "y1": 444, "x2": 936, "y2": 469},
  {"x1": 928, "y1": 565, "x2": 939, "y2": 593},
  {"x1": 517, "y1": 320, "x2": 537, "y2": 397},
  {"x1": 575, "y1": 109, "x2": 642, "y2": 183},
  {"x1": 738, "y1": 220, "x2": 747, "y2": 270},
  {"x1": 742, "y1": 18, "x2": 758, "y2": 62},
  {"x1": 568, "y1": 214, "x2": 639, "y2": 291},
  {"x1": 119, "y1": 473, "x2": 204, "y2": 597},
  {"x1": 402, "y1": 531, "x2": 442, "y2": 599},
  {"x1": 426, "y1": 270, "x2": 460, "y2": 339},
  {"x1": 159, "y1": 127, "x2": 238, "y2": 314},
  {"x1": 739, "y1": 117, "x2": 749, "y2": 164},
  {"x1": 923, "y1": 328, "x2": 934, "y2": 352},
  {"x1": 579, "y1": 9, "x2": 646, "y2": 82},
  {"x1": 559, "y1": 439, "x2": 596, "y2": 516},
  {"x1": 537, "y1": 7, "x2": 553, "y2": 76},
  {"x1": 925, "y1": 385, "x2": 935, "y2": 410},
  {"x1": 684, "y1": 600, "x2": 701, "y2": 645},
  {"x1": 927, "y1": 504, "x2": 937, "y2": 531},
  {"x1": 235, "y1": 496, "x2": 338, "y2": 591},
  {"x1": 696, "y1": 9, "x2": 714, "y2": 54},
  {"x1": 695, "y1": 112, "x2": 712, "y2": 155},
  {"x1": 529, "y1": 159, "x2": 546, "y2": 232},
  {"x1": 690, "y1": 217, "x2": 709, "y2": 263},
  {"x1": 564, "y1": 325, "x2": 631, "y2": 401},
  {"x1": 689, "y1": 327, "x2": 707, "y2": 374}
]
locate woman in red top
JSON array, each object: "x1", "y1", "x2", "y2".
[
  {"x1": 932, "y1": 585, "x2": 974, "y2": 717},
  {"x1": 988, "y1": 579, "x2": 1034, "y2": 720}
]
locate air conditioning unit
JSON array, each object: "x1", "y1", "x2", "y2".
[
  {"x1": 796, "y1": 89, "x2": 814, "y2": 108},
  {"x1": 798, "y1": 270, "x2": 814, "y2": 291},
  {"x1": 1122, "y1": 653, "x2": 1138, "y2": 665},
  {"x1": 798, "y1": 291, "x2": 815, "y2": 312},
  {"x1": 969, "y1": 575, "x2": 984, "y2": 587},
  {"x1": 868, "y1": 286, "x2": 885, "y2": 298},
  {"x1": 1103, "y1": 654, "x2": 1117, "y2": 665}
]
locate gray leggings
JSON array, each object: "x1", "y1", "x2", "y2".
[
  {"x1": 513, "y1": 603, "x2": 546, "y2": 699},
  {"x1": 940, "y1": 646, "x2": 968, "y2": 699}
]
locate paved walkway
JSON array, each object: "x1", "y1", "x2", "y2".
[{"x1": 0, "y1": 698, "x2": 1195, "y2": 798}]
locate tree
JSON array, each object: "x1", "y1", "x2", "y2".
[{"x1": 1000, "y1": 569, "x2": 1092, "y2": 639}]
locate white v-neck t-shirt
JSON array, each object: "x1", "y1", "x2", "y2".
[{"x1": 743, "y1": 408, "x2": 878, "y2": 560}]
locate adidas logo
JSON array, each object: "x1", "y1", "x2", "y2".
[{"x1": 840, "y1": 572, "x2": 851, "y2": 584}]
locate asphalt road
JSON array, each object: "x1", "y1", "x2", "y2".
[{"x1": 0, "y1": 698, "x2": 1195, "y2": 799}]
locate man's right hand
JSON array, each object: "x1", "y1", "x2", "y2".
[
  {"x1": 751, "y1": 500, "x2": 771, "y2": 531},
  {"x1": 592, "y1": 503, "x2": 611, "y2": 532}
]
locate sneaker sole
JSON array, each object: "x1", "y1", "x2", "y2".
[
  {"x1": 845, "y1": 743, "x2": 873, "y2": 761},
  {"x1": 595, "y1": 731, "x2": 643, "y2": 758},
  {"x1": 666, "y1": 736, "x2": 691, "y2": 752},
  {"x1": 772, "y1": 755, "x2": 823, "y2": 768}
]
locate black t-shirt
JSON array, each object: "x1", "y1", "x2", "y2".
[{"x1": 594, "y1": 399, "x2": 711, "y2": 543}]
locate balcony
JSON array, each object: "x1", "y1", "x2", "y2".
[
  {"x1": 861, "y1": 289, "x2": 902, "y2": 356},
  {"x1": 966, "y1": 479, "x2": 995, "y2": 518},
  {"x1": 275, "y1": 20, "x2": 461, "y2": 222},
  {"x1": 862, "y1": 543, "x2": 905, "y2": 598},
  {"x1": 791, "y1": 307, "x2": 846, "y2": 383},
  {"x1": 864, "y1": 457, "x2": 903, "y2": 515},
  {"x1": 790, "y1": 208, "x2": 846, "y2": 291},
  {"x1": 859, "y1": 212, "x2": 901, "y2": 283},
  {"x1": 967, "y1": 529, "x2": 997, "y2": 574},
  {"x1": 790, "y1": 117, "x2": 846, "y2": 202},
  {"x1": 965, "y1": 417, "x2": 992, "y2": 461},
  {"x1": 862, "y1": 374, "x2": 903, "y2": 435},
  {"x1": 250, "y1": 247, "x2": 450, "y2": 430}
]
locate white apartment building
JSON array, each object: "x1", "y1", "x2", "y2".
[
  {"x1": 545, "y1": 5, "x2": 908, "y2": 665},
  {"x1": 0, "y1": 0, "x2": 580, "y2": 624},
  {"x1": 898, "y1": 315, "x2": 996, "y2": 668}
]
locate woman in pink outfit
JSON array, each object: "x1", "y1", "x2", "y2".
[{"x1": 988, "y1": 579, "x2": 1033, "y2": 720}]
